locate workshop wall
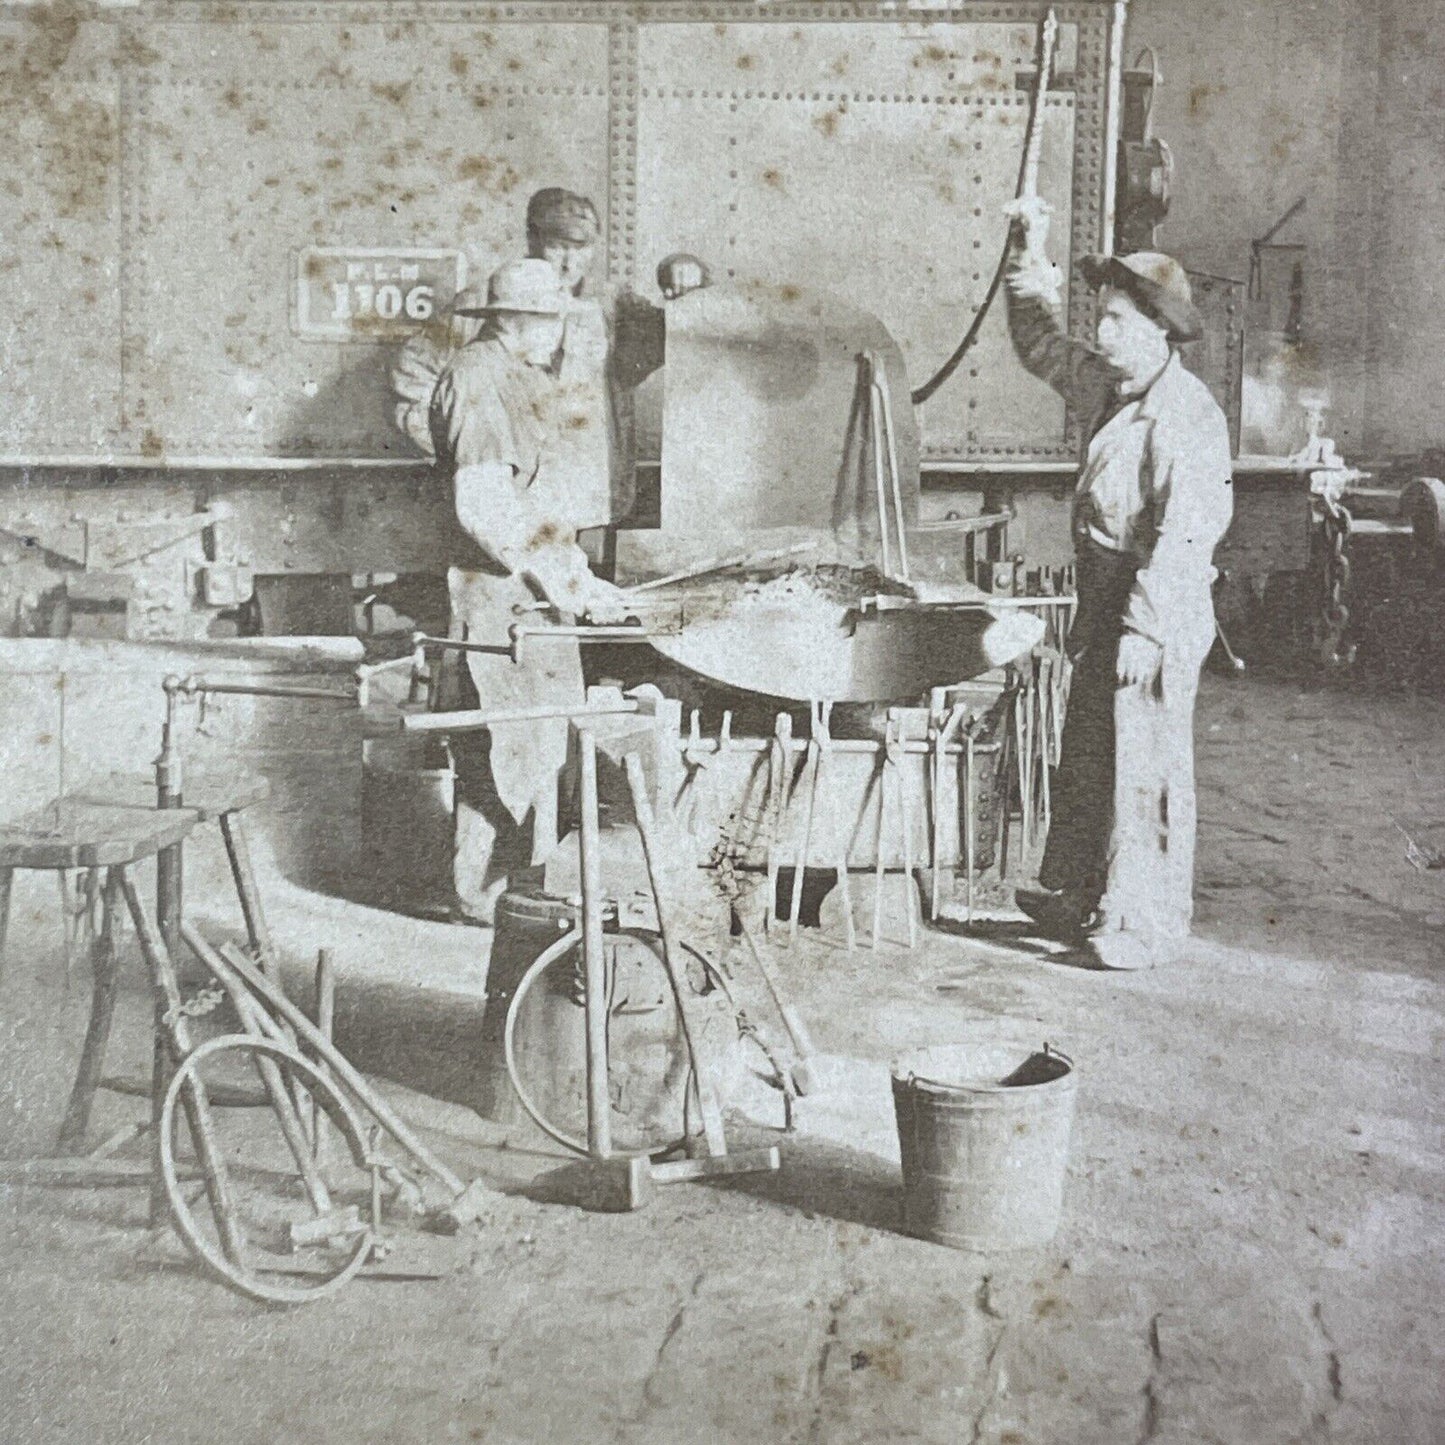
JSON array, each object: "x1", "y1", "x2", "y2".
[
  {"x1": 1128, "y1": 0, "x2": 1361, "y2": 445},
  {"x1": 1357, "y1": 6, "x2": 1445, "y2": 457},
  {"x1": 1131, "y1": 0, "x2": 1442, "y2": 461}
]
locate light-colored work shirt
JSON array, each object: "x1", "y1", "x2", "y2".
[
  {"x1": 431, "y1": 327, "x2": 618, "y2": 579},
  {"x1": 1006, "y1": 275, "x2": 1234, "y2": 649}
]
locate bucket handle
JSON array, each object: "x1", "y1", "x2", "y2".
[{"x1": 904, "y1": 1041, "x2": 1073, "y2": 1091}]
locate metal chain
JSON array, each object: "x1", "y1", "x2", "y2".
[{"x1": 163, "y1": 984, "x2": 228, "y2": 1029}]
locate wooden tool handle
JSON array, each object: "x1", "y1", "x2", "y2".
[{"x1": 623, "y1": 754, "x2": 727, "y2": 1156}]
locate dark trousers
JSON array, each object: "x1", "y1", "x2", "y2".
[{"x1": 1037, "y1": 542, "x2": 1139, "y2": 902}]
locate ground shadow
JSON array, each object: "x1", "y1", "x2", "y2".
[{"x1": 705, "y1": 1129, "x2": 906, "y2": 1234}]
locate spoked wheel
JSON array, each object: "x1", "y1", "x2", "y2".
[
  {"x1": 503, "y1": 927, "x2": 729, "y2": 1159},
  {"x1": 160, "y1": 1034, "x2": 378, "y2": 1306}
]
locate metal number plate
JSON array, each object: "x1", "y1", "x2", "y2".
[{"x1": 294, "y1": 248, "x2": 467, "y2": 343}]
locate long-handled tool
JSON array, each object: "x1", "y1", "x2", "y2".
[
  {"x1": 894, "y1": 721, "x2": 920, "y2": 949},
  {"x1": 737, "y1": 923, "x2": 817, "y2": 1097},
  {"x1": 623, "y1": 755, "x2": 726, "y2": 1156},
  {"x1": 871, "y1": 361, "x2": 911, "y2": 581},
  {"x1": 787, "y1": 711, "x2": 824, "y2": 943},
  {"x1": 621, "y1": 541, "x2": 818, "y2": 596},
  {"x1": 873, "y1": 721, "x2": 894, "y2": 950},
  {"x1": 577, "y1": 730, "x2": 612, "y2": 1162},
  {"x1": 929, "y1": 703, "x2": 969, "y2": 922},
  {"x1": 815, "y1": 705, "x2": 856, "y2": 952},
  {"x1": 766, "y1": 712, "x2": 794, "y2": 936}
]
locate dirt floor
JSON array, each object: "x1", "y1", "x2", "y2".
[{"x1": 2, "y1": 666, "x2": 1443, "y2": 1445}]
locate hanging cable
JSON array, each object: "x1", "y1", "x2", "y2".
[{"x1": 911, "y1": 9, "x2": 1058, "y2": 407}]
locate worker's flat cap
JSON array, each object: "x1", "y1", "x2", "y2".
[
  {"x1": 526, "y1": 188, "x2": 600, "y2": 243},
  {"x1": 1080, "y1": 251, "x2": 1204, "y2": 342}
]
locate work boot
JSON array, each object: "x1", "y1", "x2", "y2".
[
  {"x1": 450, "y1": 874, "x2": 510, "y2": 928},
  {"x1": 1082, "y1": 928, "x2": 1157, "y2": 971},
  {"x1": 1015, "y1": 885, "x2": 1099, "y2": 942}
]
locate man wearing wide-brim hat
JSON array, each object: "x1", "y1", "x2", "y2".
[
  {"x1": 1005, "y1": 203, "x2": 1234, "y2": 971},
  {"x1": 429, "y1": 258, "x2": 628, "y2": 924},
  {"x1": 390, "y1": 187, "x2": 608, "y2": 459}
]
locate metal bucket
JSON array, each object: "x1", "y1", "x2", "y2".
[
  {"x1": 480, "y1": 889, "x2": 599, "y2": 1129},
  {"x1": 892, "y1": 1039, "x2": 1076, "y2": 1252}
]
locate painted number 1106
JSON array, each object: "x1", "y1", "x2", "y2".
[{"x1": 330, "y1": 281, "x2": 434, "y2": 321}]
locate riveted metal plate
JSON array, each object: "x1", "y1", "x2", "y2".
[{"x1": 0, "y1": 0, "x2": 1121, "y2": 465}]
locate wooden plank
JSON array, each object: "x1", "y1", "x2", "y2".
[
  {"x1": 0, "y1": 799, "x2": 199, "y2": 869},
  {"x1": 73, "y1": 772, "x2": 271, "y2": 823}
]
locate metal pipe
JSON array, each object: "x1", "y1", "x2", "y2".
[
  {"x1": 401, "y1": 699, "x2": 640, "y2": 735},
  {"x1": 179, "y1": 676, "x2": 356, "y2": 702},
  {"x1": 1102, "y1": 1, "x2": 1128, "y2": 254},
  {"x1": 658, "y1": 734, "x2": 1001, "y2": 759},
  {"x1": 577, "y1": 732, "x2": 611, "y2": 1162}
]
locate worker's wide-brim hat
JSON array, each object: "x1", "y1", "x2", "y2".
[
  {"x1": 1080, "y1": 251, "x2": 1204, "y2": 343},
  {"x1": 455, "y1": 259, "x2": 567, "y2": 317}
]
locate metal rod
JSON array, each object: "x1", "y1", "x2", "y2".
[
  {"x1": 929, "y1": 705, "x2": 968, "y2": 923},
  {"x1": 313, "y1": 950, "x2": 335, "y2": 1169},
  {"x1": 898, "y1": 734, "x2": 919, "y2": 949},
  {"x1": 788, "y1": 731, "x2": 822, "y2": 944},
  {"x1": 872, "y1": 742, "x2": 889, "y2": 950},
  {"x1": 408, "y1": 634, "x2": 512, "y2": 657},
  {"x1": 623, "y1": 755, "x2": 726, "y2": 1155},
  {"x1": 0, "y1": 453, "x2": 426, "y2": 472},
  {"x1": 219, "y1": 812, "x2": 274, "y2": 974},
  {"x1": 577, "y1": 732, "x2": 612, "y2": 1162},
  {"x1": 660, "y1": 734, "x2": 1002, "y2": 759},
  {"x1": 766, "y1": 713, "x2": 793, "y2": 937},
  {"x1": 622, "y1": 541, "x2": 817, "y2": 594},
  {"x1": 402, "y1": 700, "x2": 640, "y2": 735},
  {"x1": 964, "y1": 732, "x2": 976, "y2": 923},
  {"x1": 874, "y1": 368, "x2": 911, "y2": 580},
  {"x1": 868, "y1": 359, "x2": 893, "y2": 576},
  {"x1": 53, "y1": 674, "x2": 66, "y2": 833},
  {"x1": 1014, "y1": 679, "x2": 1031, "y2": 857},
  {"x1": 860, "y1": 592, "x2": 1076, "y2": 612},
  {"x1": 229, "y1": 990, "x2": 333, "y2": 1217},
  {"x1": 179, "y1": 677, "x2": 356, "y2": 702},
  {"x1": 822, "y1": 718, "x2": 856, "y2": 953}
]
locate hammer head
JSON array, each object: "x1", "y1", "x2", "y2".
[{"x1": 430, "y1": 1178, "x2": 498, "y2": 1234}]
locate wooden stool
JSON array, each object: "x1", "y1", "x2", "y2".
[
  {"x1": 0, "y1": 773, "x2": 271, "y2": 1167},
  {"x1": 0, "y1": 798, "x2": 201, "y2": 1159},
  {"x1": 73, "y1": 772, "x2": 274, "y2": 963}
]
